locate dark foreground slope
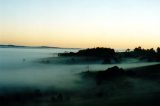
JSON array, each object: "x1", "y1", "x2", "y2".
[
  {"x1": 0, "y1": 64, "x2": 160, "y2": 106},
  {"x1": 80, "y1": 64, "x2": 160, "y2": 106}
]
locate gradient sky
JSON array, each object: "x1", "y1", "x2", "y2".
[{"x1": 0, "y1": 0, "x2": 160, "y2": 48}]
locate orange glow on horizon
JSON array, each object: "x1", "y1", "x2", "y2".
[{"x1": 1, "y1": 0, "x2": 160, "y2": 49}]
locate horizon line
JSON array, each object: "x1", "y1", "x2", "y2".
[{"x1": 0, "y1": 44, "x2": 159, "y2": 50}]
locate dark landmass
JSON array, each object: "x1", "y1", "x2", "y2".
[
  {"x1": 39, "y1": 48, "x2": 117, "y2": 64},
  {"x1": 58, "y1": 47, "x2": 160, "y2": 64},
  {"x1": 81, "y1": 64, "x2": 160, "y2": 84},
  {"x1": 120, "y1": 46, "x2": 160, "y2": 62},
  {"x1": 1, "y1": 64, "x2": 160, "y2": 106},
  {"x1": 58, "y1": 47, "x2": 119, "y2": 64},
  {"x1": 59, "y1": 47, "x2": 115, "y2": 57},
  {"x1": 80, "y1": 64, "x2": 160, "y2": 106}
]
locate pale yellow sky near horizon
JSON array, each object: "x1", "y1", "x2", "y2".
[{"x1": 0, "y1": 0, "x2": 160, "y2": 49}]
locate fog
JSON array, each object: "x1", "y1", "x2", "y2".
[{"x1": 0, "y1": 48, "x2": 159, "y2": 92}]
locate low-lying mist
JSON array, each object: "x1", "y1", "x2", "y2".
[{"x1": 0, "y1": 48, "x2": 159, "y2": 94}]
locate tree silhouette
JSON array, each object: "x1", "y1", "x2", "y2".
[{"x1": 157, "y1": 47, "x2": 160, "y2": 54}]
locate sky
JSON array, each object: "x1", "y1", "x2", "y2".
[{"x1": 0, "y1": 0, "x2": 160, "y2": 49}]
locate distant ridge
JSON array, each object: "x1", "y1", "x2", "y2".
[
  {"x1": 0, "y1": 45, "x2": 27, "y2": 48},
  {"x1": 0, "y1": 44, "x2": 80, "y2": 49},
  {"x1": 0, "y1": 44, "x2": 58, "y2": 48}
]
